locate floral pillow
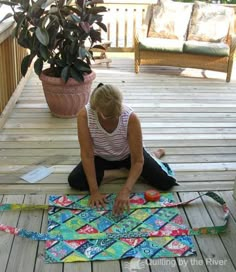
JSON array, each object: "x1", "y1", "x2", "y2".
[
  {"x1": 187, "y1": 1, "x2": 234, "y2": 43},
  {"x1": 147, "y1": 0, "x2": 193, "y2": 40}
]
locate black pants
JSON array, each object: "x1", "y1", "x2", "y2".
[{"x1": 68, "y1": 148, "x2": 177, "y2": 191}]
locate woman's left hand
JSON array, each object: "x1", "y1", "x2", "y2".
[{"x1": 113, "y1": 188, "x2": 130, "y2": 216}]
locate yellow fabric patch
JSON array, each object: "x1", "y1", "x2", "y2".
[
  {"x1": 187, "y1": 1, "x2": 234, "y2": 43},
  {"x1": 148, "y1": 0, "x2": 193, "y2": 40}
]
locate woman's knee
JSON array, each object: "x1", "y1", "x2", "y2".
[
  {"x1": 142, "y1": 150, "x2": 177, "y2": 191},
  {"x1": 155, "y1": 176, "x2": 177, "y2": 191},
  {"x1": 67, "y1": 165, "x2": 89, "y2": 191}
]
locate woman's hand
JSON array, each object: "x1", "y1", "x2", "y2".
[
  {"x1": 113, "y1": 187, "x2": 130, "y2": 216},
  {"x1": 89, "y1": 191, "x2": 108, "y2": 210}
]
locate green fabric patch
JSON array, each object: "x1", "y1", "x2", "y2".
[
  {"x1": 183, "y1": 40, "x2": 229, "y2": 56},
  {"x1": 139, "y1": 38, "x2": 184, "y2": 52}
]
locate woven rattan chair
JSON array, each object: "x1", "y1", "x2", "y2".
[{"x1": 134, "y1": 5, "x2": 236, "y2": 82}]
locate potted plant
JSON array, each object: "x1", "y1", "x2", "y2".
[{"x1": 0, "y1": 0, "x2": 107, "y2": 117}]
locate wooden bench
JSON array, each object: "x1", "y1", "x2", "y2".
[
  {"x1": 91, "y1": 41, "x2": 112, "y2": 67},
  {"x1": 134, "y1": 1, "x2": 236, "y2": 82}
]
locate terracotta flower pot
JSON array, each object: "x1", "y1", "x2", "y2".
[{"x1": 40, "y1": 69, "x2": 96, "y2": 118}]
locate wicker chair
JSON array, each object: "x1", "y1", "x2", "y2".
[{"x1": 134, "y1": 4, "x2": 236, "y2": 82}]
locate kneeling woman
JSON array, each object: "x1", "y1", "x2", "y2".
[{"x1": 68, "y1": 84, "x2": 178, "y2": 215}]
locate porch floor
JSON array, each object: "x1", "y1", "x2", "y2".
[{"x1": 0, "y1": 53, "x2": 236, "y2": 271}]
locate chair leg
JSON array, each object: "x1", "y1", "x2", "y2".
[
  {"x1": 226, "y1": 56, "x2": 234, "y2": 82},
  {"x1": 135, "y1": 59, "x2": 140, "y2": 73},
  {"x1": 134, "y1": 39, "x2": 140, "y2": 73},
  {"x1": 226, "y1": 69, "x2": 232, "y2": 82}
]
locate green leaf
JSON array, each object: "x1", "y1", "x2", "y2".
[
  {"x1": 65, "y1": 50, "x2": 75, "y2": 65},
  {"x1": 86, "y1": 1, "x2": 104, "y2": 7},
  {"x1": 70, "y1": 67, "x2": 84, "y2": 82},
  {"x1": 18, "y1": 27, "x2": 31, "y2": 48},
  {"x1": 61, "y1": 66, "x2": 70, "y2": 82},
  {"x1": 79, "y1": 47, "x2": 88, "y2": 59},
  {"x1": 13, "y1": 14, "x2": 25, "y2": 38},
  {"x1": 34, "y1": 58, "x2": 44, "y2": 76},
  {"x1": 69, "y1": 41, "x2": 77, "y2": 55},
  {"x1": 46, "y1": 14, "x2": 59, "y2": 28},
  {"x1": 76, "y1": 0, "x2": 85, "y2": 9},
  {"x1": 80, "y1": 21, "x2": 90, "y2": 33},
  {"x1": 92, "y1": 44, "x2": 105, "y2": 50},
  {"x1": 88, "y1": 0, "x2": 104, "y2": 5},
  {"x1": 74, "y1": 59, "x2": 91, "y2": 73},
  {"x1": 30, "y1": 1, "x2": 45, "y2": 18},
  {"x1": 49, "y1": 6, "x2": 58, "y2": 14},
  {"x1": 36, "y1": 27, "x2": 49, "y2": 46},
  {"x1": 34, "y1": 0, "x2": 48, "y2": 9},
  {"x1": 70, "y1": 14, "x2": 81, "y2": 23},
  {"x1": 67, "y1": 0, "x2": 73, "y2": 5},
  {"x1": 41, "y1": 0, "x2": 51, "y2": 9},
  {"x1": 58, "y1": 0, "x2": 65, "y2": 8},
  {"x1": 88, "y1": 6, "x2": 107, "y2": 15},
  {"x1": 20, "y1": 0, "x2": 29, "y2": 11},
  {"x1": 96, "y1": 22, "x2": 107, "y2": 32},
  {"x1": 55, "y1": 59, "x2": 66, "y2": 67},
  {"x1": 39, "y1": 44, "x2": 49, "y2": 60},
  {"x1": 42, "y1": 15, "x2": 50, "y2": 28},
  {"x1": 89, "y1": 28, "x2": 101, "y2": 43},
  {"x1": 64, "y1": 5, "x2": 82, "y2": 16},
  {"x1": 21, "y1": 55, "x2": 32, "y2": 76}
]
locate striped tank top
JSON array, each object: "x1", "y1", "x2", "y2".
[{"x1": 86, "y1": 104, "x2": 134, "y2": 161}]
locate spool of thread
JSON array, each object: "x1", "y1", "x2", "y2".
[{"x1": 144, "y1": 189, "x2": 161, "y2": 202}]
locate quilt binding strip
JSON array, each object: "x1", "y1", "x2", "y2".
[{"x1": 0, "y1": 191, "x2": 229, "y2": 241}]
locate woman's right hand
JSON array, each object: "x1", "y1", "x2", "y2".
[{"x1": 89, "y1": 191, "x2": 108, "y2": 210}]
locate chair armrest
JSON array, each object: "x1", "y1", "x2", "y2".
[
  {"x1": 135, "y1": 25, "x2": 148, "y2": 41},
  {"x1": 135, "y1": 4, "x2": 153, "y2": 41}
]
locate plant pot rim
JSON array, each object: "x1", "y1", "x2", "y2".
[{"x1": 39, "y1": 68, "x2": 96, "y2": 86}]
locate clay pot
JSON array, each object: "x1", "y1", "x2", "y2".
[{"x1": 40, "y1": 69, "x2": 96, "y2": 118}]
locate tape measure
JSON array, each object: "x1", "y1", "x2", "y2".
[{"x1": 144, "y1": 189, "x2": 161, "y2": 202}]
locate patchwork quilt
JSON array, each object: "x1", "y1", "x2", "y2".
[{"x1": 46, "y1": 193, "x2": 196, "y2": 262}]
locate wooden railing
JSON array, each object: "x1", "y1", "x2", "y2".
[
  {"x1": 0, "y1": 20, "x2": 27, "y2": 115},
  {"x1": 101, "y1": 2, "x2": 150, "y2": 52}
]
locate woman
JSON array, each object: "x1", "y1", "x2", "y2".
[{"x1": 68, "y1": 83, "x2": 177, "y2": 215}]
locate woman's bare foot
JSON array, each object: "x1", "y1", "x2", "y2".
[{"x1": 153, "y1": 148, "x2": 166, "y2": 159}]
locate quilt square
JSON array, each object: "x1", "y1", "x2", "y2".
[{"x1": 45, "y1": 192, "x2": 196, "y2": 263}]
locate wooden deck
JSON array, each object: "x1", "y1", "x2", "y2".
[{"x1": 0, "y1": 53, "x2": 236, "y2": 271}]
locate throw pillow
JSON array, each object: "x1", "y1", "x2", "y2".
[
  {"x1": 187, "y1": 1, "x2": 234, "y2": 43},
  {"x1": 147, "y1": 0, "x2": 193, "y2": 40}
]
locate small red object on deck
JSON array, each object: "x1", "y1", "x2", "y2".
[{"x1": 145, "y1": 189, "x2": 161, "y2": 202}]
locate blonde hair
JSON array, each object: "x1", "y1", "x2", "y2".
[{"x1": 90, "y1": 84, "x2": 123, "y2": 117}]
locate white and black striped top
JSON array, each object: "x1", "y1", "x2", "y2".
[{"x1": 85, "y1": 103, "x2": 134, "y2": 161}]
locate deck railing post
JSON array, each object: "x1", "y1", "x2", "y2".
[
  {"x1": 0, "y1": 20, "x2": 27, "y2": 116},
  {"x1": 233, "y1": 177, "x2": 236, "y2": 199}
]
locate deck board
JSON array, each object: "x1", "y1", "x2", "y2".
[
  {"x1": 179, "y1": 192, "x2": 235, "y2": 272},
  {"x1": 0, "y1": 52, "x2": 236, "y2": 192},
  {"x1": 174, "y1": 193, "x2": 207, "y2": 272},
  {"x1": 0, "y1": 53, "x2": 236, "y2": 271}
]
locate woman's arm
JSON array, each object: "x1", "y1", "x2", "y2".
[
  {"x1": 113, "y1": 112, "x2": 144, "y2": 215},
  {"x1": 124, "y1": 112, "x2": 144, "y2": 191},
  {"x1": 77, "y1": 108, "x2": 107, "y2": 208}
]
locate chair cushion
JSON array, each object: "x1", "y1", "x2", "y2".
[
  {"x1": 187, "y1": 1, "x2": 234, "y2": 43},
  {"x1": 147, "y1": 0, "x2": 193, "y2": 40},
  {"x1": 139, "y1": 38, "x2": 184, "y2": 53},
  {"x1": 184, "y1": 40, "x2": 230, "y2": 56}
]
